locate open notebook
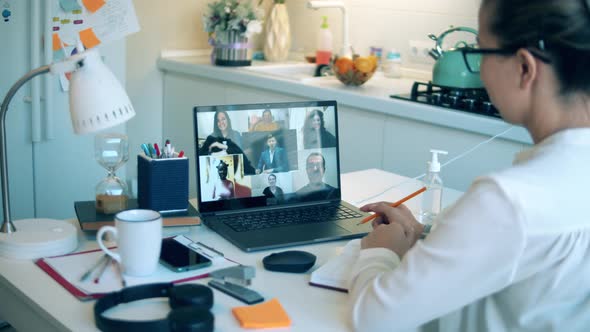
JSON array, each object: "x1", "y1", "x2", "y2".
[
  {"x1": 36, "y1": 236, "x2": 238, "y2": 301},
  {"x1": 308, "y1": 239, "x2": 361, "y2": 292}
]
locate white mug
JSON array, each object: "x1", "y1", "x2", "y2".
[{"x1": 96, "y1": 209, "x2": 162, "y2": 277}]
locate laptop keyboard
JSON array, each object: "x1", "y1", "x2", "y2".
[{"x1": 218, "y1": 204, "x2": 363, "y2": 232}]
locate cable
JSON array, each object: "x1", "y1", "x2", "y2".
[{"x1": 355, "y1": 126, "x2": 516, "y2": 205}]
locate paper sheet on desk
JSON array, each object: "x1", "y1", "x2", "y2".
[{"x1": 41, "y1": 248, "x2": 237, "y2": 295}]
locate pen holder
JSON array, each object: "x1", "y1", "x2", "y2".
[{"x1": 137, "y1": 154, "x2": 189, "y2": 213}]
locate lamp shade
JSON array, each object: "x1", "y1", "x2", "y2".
[{"x1": 69, "y1": 49, "x2": 135, "y2": 134}]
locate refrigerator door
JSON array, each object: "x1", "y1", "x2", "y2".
[
  {"x1": 33, "y1": 39, "x2": 128, "y2": 220},
  {"x1": 1, "y1": 0, "x2": 128, "y2": 220},
  {"x1": 0, "y1": 0, "x2": 36, "y2": 220}
]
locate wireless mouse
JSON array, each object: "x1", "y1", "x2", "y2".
[{"x1": 262, "y1": 250, "x2": 317, "y2": 273}]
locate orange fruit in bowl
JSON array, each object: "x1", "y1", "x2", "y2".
[
  {"x1": 353, "y1": 56, "x2": 374, "y2": 74},
  {"x1": 368, "y1": 55, "x2": 378, "y2": 69},
  {"x1": 334, "y1": 57, "x2": 354, "y2": 75}
]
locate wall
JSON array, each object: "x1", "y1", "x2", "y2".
[
  {"x1": 286, "y1": 0, "x2": 479, "y2": 72},
  {"x1": 125, "y1": 0, "x2": 268, "y2": 186},
  {"x1": 125, "y1": 0, "x2": 479, "y2": 187}
]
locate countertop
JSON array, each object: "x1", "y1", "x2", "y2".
[{"x1": 157, "y1": 51, "x2": 531, "y2": 144}]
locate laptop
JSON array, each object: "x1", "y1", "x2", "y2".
[{"x1": 193, "y1": 100, "x2": 372, "y2": 252}]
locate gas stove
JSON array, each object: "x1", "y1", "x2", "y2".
[{"x1": 391, "y1": 81, "x2": 501, "y2": 119}]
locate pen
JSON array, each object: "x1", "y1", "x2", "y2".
[
  {"x1": 141, "y1": 143, "x2": 150, "y2": 157},
  {"x1": 148, "y1": 144, "x2": 156, "y2": 159},
  {"x1": 79, "y1": 254, "x2": 108, "y2": 282},
  {"x1": 195, "y1": 241, "x2": 224, "y2": 257},
  {"x1": 93, "y1": 256, "x2": 113, "y2": 284},
  {"x1": 154, "y1": 143, "x2": 161, "y2": 158},
  {"x1": 112, "y1": 259, "x2": 127, "y2": 288},
  {"x1": 357, "y1": 186, "x2": 427, "y2": 225}
]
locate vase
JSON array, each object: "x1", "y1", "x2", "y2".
[
  {"x1": 263, "y1": 3, "x2": 291, "y2": 62},
  {"x1": 213, "y1": 31, "x2": 252, "y2": 66}
]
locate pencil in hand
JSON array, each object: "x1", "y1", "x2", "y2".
[{"x1": 357, "y1": 186, "x2": 427, "y2": 225}]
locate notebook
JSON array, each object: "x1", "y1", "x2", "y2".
[
  {"x1": 193, "y1": 100, "x2": 372, "y2": 252},
  {"x1": 308, "y1": 239, "x2": 360, "y2": 292}
]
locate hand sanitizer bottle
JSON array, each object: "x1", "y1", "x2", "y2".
[
  {"x1": 420, "y1": 149, "x2": 448, "y2": 226},
  {"x1": 316, "y1": 16, "x2": 333, "y2": 65}
]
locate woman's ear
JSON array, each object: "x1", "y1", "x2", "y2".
[{"x1": 515, "y1": 49, "x2": 538, "y2": 91}]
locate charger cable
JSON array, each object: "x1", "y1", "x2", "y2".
[{"x1": 355, "y1": 125, "x2": 516, "y2": 205}]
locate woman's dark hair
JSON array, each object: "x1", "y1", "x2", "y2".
[
  {"x1": 305, "y1": 109, "x2": 325, "y2": 130},
  {"x1": 213, "y1": 110, "x2": 233, "y2": 137},
  {"x1": 483, "y1": 0, "x2": 590, "y2": 94}
]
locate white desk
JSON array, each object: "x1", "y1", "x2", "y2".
[{"x1": 0, "y1": 169, "x2": 462, "y2": 331}]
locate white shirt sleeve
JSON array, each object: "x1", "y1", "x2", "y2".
[{"x1": 347, "y1": 178, "x2": 526, "y2": 332}]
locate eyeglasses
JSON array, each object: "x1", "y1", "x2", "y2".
[
  {"x1": 306, "y1": 162, "x2": 324, "y2": 170},
  {"x1": 461, "y1": 42, "x2": 551, "y2": 74}
]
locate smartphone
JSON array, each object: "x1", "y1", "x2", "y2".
[{"x1": 159, "y1": 238, "x2": 213, "y2": 272}]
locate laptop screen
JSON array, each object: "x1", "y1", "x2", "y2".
[{"x1": 194, "y1": 100, "x2": 342, "y2": 213}]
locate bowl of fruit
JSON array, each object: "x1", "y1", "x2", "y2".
[{"x1": 332, "y1": 54, "x2": 378, "y2": 86}]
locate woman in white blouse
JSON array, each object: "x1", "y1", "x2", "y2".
[{"x1": 349, "y1": 0, "x2": 590, "y2": 331}]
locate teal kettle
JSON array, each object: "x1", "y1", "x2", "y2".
[{"x1": 428, "y1": 26, "x2": 483, "y2": 89}]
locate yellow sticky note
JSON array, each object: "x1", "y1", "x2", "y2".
[
  {"x1": 232, "y1": 298, "x2": 291, "y2": 329},
  {"x1": 81, "y1": 0, "x2": 106, "y2": 13},
  {"x1": 79, "y1": 28, "x2": 101, "y2": 49}
]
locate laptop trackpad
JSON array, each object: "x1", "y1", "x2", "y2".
[
  {"x1": 248, "y1": 223, "x2": 351, "y2": 247},
  {"x1": 334, "y1": 219, "x2": 373, "y2": 234}
]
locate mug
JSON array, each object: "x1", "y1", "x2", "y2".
[{"x1": 97, "y1": 209, "x2": 162, "y2": 277}]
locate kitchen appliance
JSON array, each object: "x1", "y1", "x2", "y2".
[
  {"x1": 391, "y1": 81, "x2": 501, "y2": 119},
  {"x1": 428, "y1": 26, "x2": 483, "y2": 89},
  {"x1": 0, "y1": 0, "x2": 128, "y2": 220}
]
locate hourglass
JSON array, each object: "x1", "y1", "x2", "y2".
[{"x1": 95, "y1": 133, "x2": 129, "y2": 214}]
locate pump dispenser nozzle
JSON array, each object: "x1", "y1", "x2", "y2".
[{"x1": 428, "y1": 149, "x2": 448, "y2": 172}]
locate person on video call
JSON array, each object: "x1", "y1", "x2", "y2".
[
  {"x1": 211, "y1": 160, "x2": 234, "y2": 200},
  {"x1": 348, "y1": 0, "x2": 590, "y2": 331},
  {"x1": 262, "y1": 173, "x2": 284, "y2": 202},
  {"x1": 199, "y1": 110, "x2": 256, "y2": 174},
  {"x1": 296, "y1": 152, "x2": 336, "y2": 200},
  {"x1": 252, "y1": 109, "x2": 280, "y2": 132},
  {"x1": 199, "y1": 110, "x2": 243, "y2": 155},
  {"x1": 256, "y1": 134, "x2": 288, "y2": 174},
  {"x1": 302, "y1": 109, "x2": 337, "y2": 149}
]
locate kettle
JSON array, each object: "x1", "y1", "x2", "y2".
[{"x1": 428, "y1": 26, "x2": 483, "y2": 89}]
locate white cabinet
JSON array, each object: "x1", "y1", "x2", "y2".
[
  {"x1": 381, "y1": 114, "x2": 525, "y2": 190},
  {"x1": 161, "y1": 69, "x2": 529, "y2": 194}
]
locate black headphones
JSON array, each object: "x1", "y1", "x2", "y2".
[{"x1": 94, "y1": 282, "x2": 214, "y2": 332}]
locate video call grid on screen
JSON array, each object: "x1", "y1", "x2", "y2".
[{"x1": 194, "y1": 101, "x2": 342, "y2": 210}]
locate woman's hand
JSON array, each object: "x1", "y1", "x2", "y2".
[
  {"x1": 360, "y1": 202, "x2": 423, "y2": 248},
  {"x1": 209, "y1": 142, "x2": 228, "y2": 152},
  {"x1": 361, "y1": 223, "x2": 411, "y2": 258}
]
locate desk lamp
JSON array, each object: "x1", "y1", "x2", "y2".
[{"x1": 0, "y1": 46, "x2": 135, "y2": 259}]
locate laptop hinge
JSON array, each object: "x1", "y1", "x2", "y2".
[{"x1": 207, "y1": 200, "x2": 340, "y2": 216}]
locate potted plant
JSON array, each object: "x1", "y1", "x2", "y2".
[{"x1": 202, "y1": 0, "x2": 263, "y2": 66}]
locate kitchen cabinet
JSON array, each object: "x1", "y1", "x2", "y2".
[
  {"x1": 381, "y1": 114, "x2": 525, "y2": 190},
  {"x1": 159, "y1": 56, "x2": 530, "y2": 194}
]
